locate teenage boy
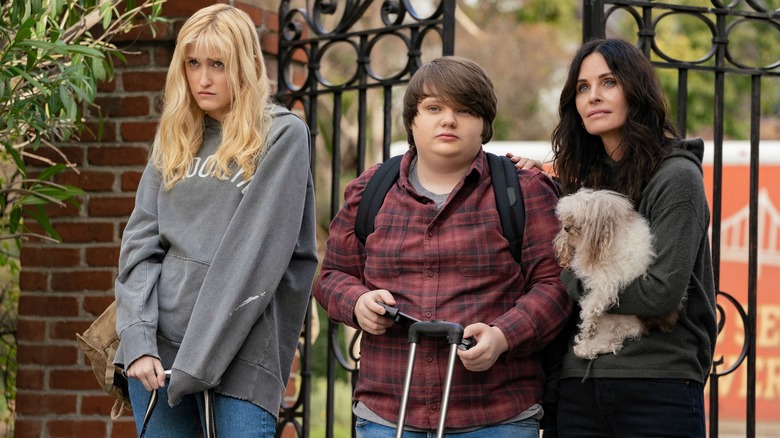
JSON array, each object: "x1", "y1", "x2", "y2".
[{"x1": 314, "y1": 56, "x2": 571, "y2": 437}]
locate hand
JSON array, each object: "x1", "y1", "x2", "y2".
[
  {"x1": 506, "y1": 152, "x2": 545, "y2": 171},
  {"x1": 457, "y1": 323, "x2": 509, "y2": 372},
  {"x1": 355, "y1": 289, "x2": 396, "y2": 335},
  {"x1": 126, "y1": 355, "x2": 166, "y2": 391}
]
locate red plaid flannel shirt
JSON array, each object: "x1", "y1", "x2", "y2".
[{"x1": 313, "y1": 149, "x2": 572, "y2": 429}]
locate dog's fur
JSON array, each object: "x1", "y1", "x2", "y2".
[{"x1": 554, "y1": 188, "x2": 681, "y2": 360}]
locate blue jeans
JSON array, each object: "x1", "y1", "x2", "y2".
[
  {"x1": 355, "y1": 417, "x2": 539, "y2": 438},
  {"x1": 128, "y1": 377, "x2": 276, "y2": 437},
  {"x1": 557, "y1": 377, "x2": 706, "y2": 437}
]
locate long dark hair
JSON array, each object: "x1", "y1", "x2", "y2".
[{"x1": 551, "y1": 38, "x2": 680, "y2": 203}]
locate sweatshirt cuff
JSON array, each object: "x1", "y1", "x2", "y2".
[{"x1": 115, "y1": 321, "x2": 159, "y2": 369}]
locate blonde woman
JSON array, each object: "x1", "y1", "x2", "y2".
[{"x1": 114, "y1": 4, "x2": 317, "y2": 436}]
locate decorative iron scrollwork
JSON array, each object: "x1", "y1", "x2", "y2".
[
  {"x1": 275, "y1": 2, "x2": 456, "y2": 437},
  {"x1": 713, "y1": 290, "x2": 751, "y2": 376},
  {"x1": 278, "y1": 0, "x2": 452, "y2": 104},
  {"x1": 600, "y1": 1, "x2": 780, "y2": 73}
]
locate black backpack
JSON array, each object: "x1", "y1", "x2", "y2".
[{"x1": 355, "y1": 152, "x2": 526, "y2": 263}]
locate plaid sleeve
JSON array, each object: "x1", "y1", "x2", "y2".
[
  {"x1": 492, "y1": 169, "x2": 574, "y2": 357},
  {"x1": 313, "y1": 165, "x2": 379, "y2": 328}
]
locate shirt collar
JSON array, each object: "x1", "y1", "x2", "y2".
[{"x1": 398, "y1": 147, "x2": 489, "y2": 191}]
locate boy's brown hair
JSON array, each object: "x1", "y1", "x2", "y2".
[{"x1": 402, "y1": 56, "x2": 497, "y2": 147}]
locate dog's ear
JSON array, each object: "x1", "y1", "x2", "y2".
[
  {"x1": 553, "y1": 228, "x2": 574, "y2": 268},
  {"x1": 578, "y1": 195, "x2": 618, "y2": 266},
  {"x1": 596, "y1": 211, "x2": 617, "y2": 262}
]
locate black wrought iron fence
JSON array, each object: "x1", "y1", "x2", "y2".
[
  {"x1": 275, "y1": 1, "x2": 456, "y2": 436},
  {"x1": 584, "y1": 2, "x2": 779, "y2": 437},
  {"x1": 275, "y1": 1, "x2": 779, "y2": 437}
]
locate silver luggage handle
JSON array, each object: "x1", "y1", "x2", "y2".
[{"x1": 396, "y1": 321, "x2": 464, "y2": 438}]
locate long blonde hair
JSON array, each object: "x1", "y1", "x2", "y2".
[{"x1": 151, "y1": 4, "x2": 273, "y2": 189}]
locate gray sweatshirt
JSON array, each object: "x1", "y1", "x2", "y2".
[
  {"x1": 114, "y1": 106, "x2": 318, "y2": 415},
  {"x1": 560, "y1": 138, "x2": 717, "y2": 383}
]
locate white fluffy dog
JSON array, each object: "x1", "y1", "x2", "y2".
[{"x1": 554, "y1": 188, "x2": 680, "y2": 360}]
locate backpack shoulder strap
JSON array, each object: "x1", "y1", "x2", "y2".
[
  {"x1": 355, "y1": 154, "x2": 403, "y2": 244},
  {"x1": 486, "y1": 152, "x2": 525, "y2": 264}
]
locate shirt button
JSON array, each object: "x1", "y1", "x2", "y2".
[
  {"x1": 425, "y1": 311, "x2": 432, "y2": 318},
  {"x1": 431, "y1": 405, "x2": 438, "y2": 411},
  {"x1": 426, "y1": 355, "x2": 433, "y2": 362},
  {"x1": 425, "y1": 269, "x2": 433, "y2": 277},
  {"x1": 426, "y1": 230, "x2": 433, "y2": 237}
]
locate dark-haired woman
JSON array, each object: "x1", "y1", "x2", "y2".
[{"x1": 515, "y1": 39, "x2": 716, "y2": 437}]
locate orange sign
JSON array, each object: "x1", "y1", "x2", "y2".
[{"x1": 702, "y1": 141, "x2": 780, "y2": 422}]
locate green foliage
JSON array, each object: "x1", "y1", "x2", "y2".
[
  {"x1": 0, "y1": 0, "x2": 163, "y2": 246},
  {"x1": 307, "y1": 307, "x2": 355, "y2": 437},
  {"x1": 0, "y1": 257, "x2": 18, "y2": 436},
  {"x1": 514, "y1": 0, "x2": 579, "y2": 27},
  {"x1": 458, "y1": 0, "x2": 581, "y2": 140},
  {"x1": 607, "y1": 4, "x2": 780, "y2": 138},
  {"x1": 309, "y1": 376, "x2": 353, "y2": 438},
  {"x1": 0, "y1": 0, "x2": 166, "y2": 433},
  {"x1": 311, "y1": 304, "x2": 353, "y2": 383},
  {"x1": 461, "y1": 0, "x2": 579, "y2": 30}
]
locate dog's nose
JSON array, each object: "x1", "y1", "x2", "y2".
[{"x1": 564, "y1": 225, "x2": 573, "y2": 233}]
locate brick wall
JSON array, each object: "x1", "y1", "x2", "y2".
[{"x1": 15, "y1": 2, "x2": 295, "y2": 436}]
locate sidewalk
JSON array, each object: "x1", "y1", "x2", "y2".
[{"x1": 717, "y1": 420, "x2": 780, "y2": 438}]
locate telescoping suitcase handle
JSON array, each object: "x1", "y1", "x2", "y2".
[{"x1": 396, "y1": 321, "x2": 464, "y2": 438}]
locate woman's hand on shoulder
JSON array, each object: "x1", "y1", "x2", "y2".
[{"x1": 506, "y1": 152, "x2": 545, "y2": 171}]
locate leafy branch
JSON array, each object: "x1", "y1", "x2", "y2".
[{"x1": 0, "y1": 0, "x2": 166, "y2": 247}]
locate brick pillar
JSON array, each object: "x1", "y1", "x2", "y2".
[{"x1": 15, "y1": 2, "x2": 287, "y2": 436}]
